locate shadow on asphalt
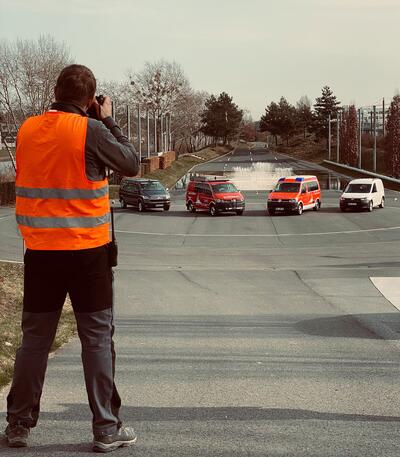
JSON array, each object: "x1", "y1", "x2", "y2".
[
  {"x1": 2, "y1": 406, "x2": 400, "y2": 456},
  {"x1": 0, "y1": 435, "x2": 92, "y2": 453},
  {"x1": 113, "y1": 209, "x2": 260, "y2": 218},
  {"x1": 295, "y1": 314, "x2": 400, "y2": 339},
  {"x1": 1, "y1": 405, "x2": 397, "y2": 427},
  {"x1": 113, "y1": 208, "x2": 355, "y2": 217},
  {"x1": 112, "y1": 314, "x2": 400, "y2": 340}
]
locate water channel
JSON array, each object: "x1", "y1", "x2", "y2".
[{"x1": 174, "y1": 162, "x2": 350, "y2": 192}]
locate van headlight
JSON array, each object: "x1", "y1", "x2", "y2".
[
  {"x1": 360, "y1": 197, "x2": 369, "y2": 201},
  {"x1": 215, "y1": 199, "x2": 223, "y2": 203},
  {"x1": 288, "y1": 199, "x2": 297, "y2": 203}
]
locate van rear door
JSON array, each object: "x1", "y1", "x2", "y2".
[{"x1": 371, "y1": 182, "x2": 380, "y2": 207}]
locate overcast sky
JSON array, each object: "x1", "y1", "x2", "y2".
[{"x1": 1, "y1": 0, "x2": 399, "y2": 118}]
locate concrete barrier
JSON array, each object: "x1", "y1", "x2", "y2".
[{"x1": 323, "y1": 160, "x2": 400, "y2": 185}]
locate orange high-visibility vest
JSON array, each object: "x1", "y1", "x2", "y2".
[{"x1": 15, "y1": 111, "x2": 110, "y2": 250}]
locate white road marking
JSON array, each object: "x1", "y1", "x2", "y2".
[
  {"x1": 370, "y1": 277, "x2": 400, "y2": 311},
  {"x1": 0, "y1": 259, "x2": 23, "y2": 264},
  {"x1": 115, "y1": 225, "x2": 400, "y2": 238}
]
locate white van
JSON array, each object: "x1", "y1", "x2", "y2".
[{"x1": 340, "y1": 178, "x2": 385, "y2": 212}]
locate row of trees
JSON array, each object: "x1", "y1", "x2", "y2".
[
  {"x1": 0, "y1": 35, "x2": 244, "y2": 157},
  {"x1": 260, "y1": 87, "x2": 400, "y2": 178},
  {"x1": 338, "y1": 99, "x2": 400, "y2": 177},
  {"x1": 386, "y1": 95, "x2": 400, "y2": 177},
  {"x1": 259, "y1": 86, "x2": 340, "y2": 146}
]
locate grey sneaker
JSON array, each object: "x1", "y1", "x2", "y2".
[
  {"x1": 93, "y1": 426, "x2": 137, "y2": 453},
  {"x1": 5, "y1": 423, "x2": 30, "y2": 447}
]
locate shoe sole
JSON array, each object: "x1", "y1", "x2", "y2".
[
  {"x1": 7, "y1": 438, "x2": 28, "y2": 448},
  {"x1": 92, "y1": 436, "x2": 137, "y2": 453}
]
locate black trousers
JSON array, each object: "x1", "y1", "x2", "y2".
[{"x1": 7, "y1": 245, "x2": 122, "y2": 435}]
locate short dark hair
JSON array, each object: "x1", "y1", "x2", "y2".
[{"x1": 54, "y1": 64, "x2": 96, "y2": 106}]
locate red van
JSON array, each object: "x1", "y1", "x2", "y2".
[
  {"x1": 267, "y1": 176, "x2": 321, "y2": 215},
  {"x1": 186, "y1": 176, "x2": 245, "y2": 216}
]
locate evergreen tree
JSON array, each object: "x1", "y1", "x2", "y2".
[
  {"x1": 260, "y1": 97, "x2": 296, "y2": 145},
  {"x1": 260, "y1": 101, "x2": 281, "y2": 145},
  {"x1": 200, "y1": 92, "x2": 243, "y2": 144},
  {"x1": 278, "y1": 97, "x2": 297, "y2": 145},
  {"x1": 313, "y1": 86, "x2": 341, "y2": 140},
  {"x1": 386, "y1": 95, "x2": 400, "y2": 177}
]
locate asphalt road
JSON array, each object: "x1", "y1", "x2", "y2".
[{"x1": 1, "y1": 145, "x2": 400, "y2": 456}]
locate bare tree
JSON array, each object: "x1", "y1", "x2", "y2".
[
  {"x1": 128, "y1": 60, "x2": 190, "y2": 115},
  {"x1": 296, "y1": 95, "x2": 314, "y2": 138},
  {"x1": 96, "y1": 79, "x2": 131, "y2": 132},
  {"x1": 0, "y1": 35, "x2": 71, "y2": 130},
  {"x1": 239, "y1": 110, "x2": 256, "y2": 142},
  {"x1": 171, "y1": 89, "x2": 209, "y2": 153},
  {"x1": 0, "y1": 35, "x2": 71, "y2": 168}
]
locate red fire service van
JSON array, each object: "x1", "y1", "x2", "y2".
[
  {"x1": 186, "y1": 175, "x2": 245, "y2": 216},
  {"x1": 267, "y1": 175, "x2": 321, "y2": 215}
]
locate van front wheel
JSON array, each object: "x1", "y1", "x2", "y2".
[
  {"x1": 368, "y1": 200, "x2": 373, "y2": 212},
  {"x1": 209, "y1": 204, "x2": 218, "y2": 217},
  {"x1": 313, "y1": 200, "x2": 321, "y2": 211},
  {"x1": 296, "y1": 203, "x2": 303, "y2": 215}
]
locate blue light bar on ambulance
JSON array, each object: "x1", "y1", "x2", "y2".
[
  {"x1": 295, "y1": 177, "x2": 304, "y2": 182},
  {"x1": 278, "y1": 177, "x2": 285, "y2": 182}
]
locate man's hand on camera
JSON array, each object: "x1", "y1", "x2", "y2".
[{"x1": 100, "y1": 96, "x2": 112, "y2": 119}]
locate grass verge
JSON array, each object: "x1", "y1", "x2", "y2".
[
  {"x1": 0, "y1": 261, "x2": 76, "y2": 389},
  {"x1": 144, "y1": 144, "x2": 234, "y2": 189}
]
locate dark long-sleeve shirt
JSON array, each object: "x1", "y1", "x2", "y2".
[{"x1": 51, "y1": 102, "x2": 139, "y2": 181}]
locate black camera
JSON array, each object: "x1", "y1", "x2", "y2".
[
  {"x1": 87, "y1": 95, "x2": 105, "y2": 120},
  {"x1": 96, "y1": 95, "x2": 105, "y2": 106}
]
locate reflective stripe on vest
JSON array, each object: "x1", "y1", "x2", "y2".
[
  {"x1": 15, "y1": 112, "x2": 110, "y2": 250},
  {"x1": 15, "y1": 184, "x2": 109, "y2": 200},
  {"x1": 17, "y1": 213, "x2": 110, "y2": 229}
]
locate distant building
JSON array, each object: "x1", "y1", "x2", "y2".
[{"x1": 360, "y1": 107, "x2": 385, "y2": 136}]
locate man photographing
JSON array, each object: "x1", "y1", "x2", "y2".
[{"x1": 5, "y1": 64, "x2": 139, "y2": 452}]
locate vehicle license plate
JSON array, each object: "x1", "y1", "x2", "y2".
[
  {"x1": 155, "y1": 204, "x2": 164, "y2": 207},
  {"x1": 348, "y1": 203, "x2": 357, "y2": 206},
  {"x1": 276, "y1": 207, "x2": 284, "y2": 211}
]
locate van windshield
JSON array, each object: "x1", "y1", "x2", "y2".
[
  {"x1": 140, "y1": 181, "x2": 165, "y2": 191},
  {"x1": 345, "y1": 183, "x2": 371, "y2": 193},
  {"x1": 274, "y1": 182, "x2": 300, "y2": 193},
  {"x1": 212, "y1": 183, "x2": 238, "y2": 193}
]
